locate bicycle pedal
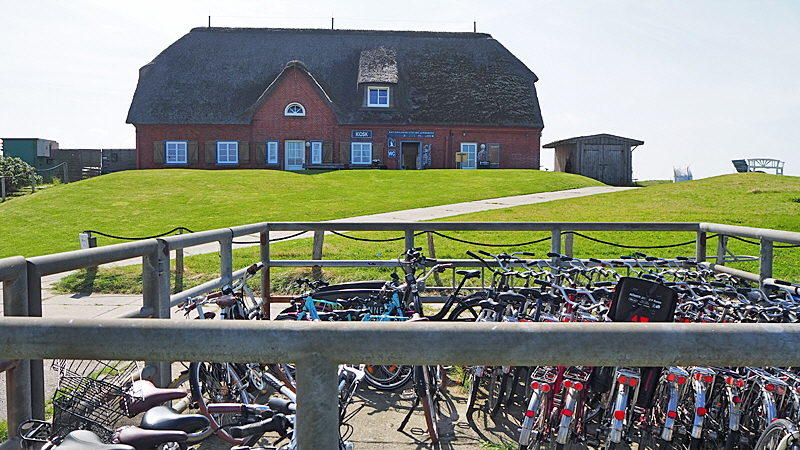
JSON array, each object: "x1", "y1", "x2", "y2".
[{"x1": 400, "y1": 389, "x2": 417, "y2": 400}]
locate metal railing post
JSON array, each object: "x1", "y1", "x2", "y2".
[
  {"x1": 551, "y1": 229, "x2": 561, "y2": 256},
  {"x1": 312, "y1": 230, "x2": 324, "y2": 279},
  {"x1": 143, "y1": 241, "x2": 171, "y2": 387},
  {"x1": 1, "y1": 256, "x2": 32, "y2": 441},
  {"x1": 174, "y1": 229, "x2": 184, "y2": 293},
  {"x1": 1, "y1": 175, "x2": 6, "y2": 202},
  {"x1": 404, "y1": 229, "x2": 415, "y2": 251},
  {"x1": 220, "y1": 230, "x2": 234, "y2": 286},
  {"x1": 295, "y1": 354, "x2": 339, "y2": 450},
  {"x1": 24, "y1": 261, "x2": 45, "y2": 421},
  {"x1": 760, "y1": 238, "x2": 774, "y2": 286},
  {"x1": 696, "y1": 231, "x2": 707, "y2": 262},
  {"x1": 716, "y1": 235, "x2": 728, "y2": 265},
  {"x1": 564, "y1": 231, "x2": 574, "y2": 258},
  {"x1": 261, "y1": 230, "x2": 271, "y2": 319}
]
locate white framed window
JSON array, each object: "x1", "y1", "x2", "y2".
[
  {"x1": 311, "y1": 141, "x2": 323, "y2": 164},
  {"x1": 165, "y1": 141, "x2": 187, "y2": 164},
  {"x1": 217, "y1": 141, "x2": 238, "y2": 164},
  {"x1": 351, "y1": 142, "x2": 373, "y2": 165},
  {"x1": 461, "y1": 142, "x2": 477, "y2": 169},
  {"x1": 285, "y1": 140, "x2": 305, "y2": 170},
  {"x1": 267, "y1": 141, "x2": 279, "y2": 164},
  {"x1": 367, "y1": 87, "x2": 389, "y2": 107},
  {"x1": 284, "y1": 102, "x2": 306, "y2": 116}
]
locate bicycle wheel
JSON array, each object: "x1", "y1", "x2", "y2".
[
  {"x1": 639, "y1": 377, "x2": 676, "y2": 450},
  {"x1": 704, "y1": 382, "x2": 737, "y2": 450},
  {"x1": 189, "y1": 361, "x2": 252, "y2": 445},
  {"x1": 466, "y1": 366, "x2": 483, "y2": 415},
  {"x1": 753, "y1": 419, "x2": 799, "y2": 450},
  {"x1": 740, "y1": 384, "x2": 773, "y2": 449},
  {"x1": 363, "y1": 364, "x2": 413, "y2": 390},
  {"x1": 487, "y1": 367, "x2": 510, "y2": 417},
  {"x1": 167, "y1": 371, "x2": 213, "y2": 442},
  {"x1": 447, "y1": 297, "x2": 484, "y2": 322},
  {"x1": 517, "y1": 388, "x2": 551, "y2": 450},
  {"x1": 415, "y1": 365, "x2": 439, "y2": 443}
]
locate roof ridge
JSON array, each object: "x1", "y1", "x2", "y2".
[{"x1": 189, "y1": 26, "x2": 492, "y2": 38}]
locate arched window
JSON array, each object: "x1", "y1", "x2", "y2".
[{"x1": 284, "y1": 102, "x2": 306, "y2": 116}]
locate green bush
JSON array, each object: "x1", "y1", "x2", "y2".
[{"x1": 0, "y1": 156, "x2": 42, "y2": 192}]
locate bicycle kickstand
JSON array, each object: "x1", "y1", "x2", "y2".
[{"x1": 397, "y1": 394, "x2": 421, "y2": 433}]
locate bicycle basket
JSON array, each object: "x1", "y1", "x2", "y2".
[{"x1": 48, "y1": 360, "x2": 140, "y2": 444}]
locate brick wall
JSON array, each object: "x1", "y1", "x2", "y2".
[{"x1": 134, "y1": 65, "x2": 542, "y2": 170}]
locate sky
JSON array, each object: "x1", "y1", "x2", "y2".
[{"x1": 2, "y1": 0, "x2": 799, "y2": 181}]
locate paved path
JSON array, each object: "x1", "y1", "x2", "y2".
[{"x1": 106, "y1": 186, "x2": 636, "y2": 263}]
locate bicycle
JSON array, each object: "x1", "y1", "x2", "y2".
[
  {"x1": 19, "y1": 359, "x2": 209, "y2": 450},
  {"x1": 753, "y1": 418, "x2": 800, "y2": 450}
]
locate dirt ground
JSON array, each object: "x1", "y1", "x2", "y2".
[{"x1": 193, "y1": 369, "x2": 528, "y2": 450}]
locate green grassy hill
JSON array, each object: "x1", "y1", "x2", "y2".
[
  {"x1": 39, "y1": 171, "x2": 800, "y2": 292},
  {"x1": 0, "y1": 169, "x2": 602, "y2": 258}
]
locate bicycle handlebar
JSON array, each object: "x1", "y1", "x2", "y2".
[{"x1": 229, "y1": 413, "x2": 291, "y2": 439}]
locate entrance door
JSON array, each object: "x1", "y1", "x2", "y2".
[
  {"x1": 285, "y1": 140, "x2": 305, "y2": 170},
  {"x1": 401, "y1": 142, "x2": 420, "y2": 170},
  {"x1": 461, "y1": 143, "x2": 477, "y2": 169}
]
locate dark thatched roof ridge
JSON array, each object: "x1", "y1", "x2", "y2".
[{"x1": 126, "y1": 27, "x2": 543, "y2": 128}]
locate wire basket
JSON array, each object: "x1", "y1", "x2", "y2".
[{"x1": 48, "y1": 360, "x2": 139, "y2": 444}]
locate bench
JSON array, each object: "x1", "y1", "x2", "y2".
[
  {"x1": 302, "y1": 163, "x2": 349, "y2": 170},
  {"x1": 731, "y1": 158, "x2": 784, "y2": 175}
]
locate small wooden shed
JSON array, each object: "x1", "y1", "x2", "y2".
[{"x1": 543, "y1": 134, "x2": 643, "y2": 186}]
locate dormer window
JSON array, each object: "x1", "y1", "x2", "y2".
[
  {"x1": 284, "y1": 102, "x2": 306, "y2": 116},
  {"x1": 367, "y1": 87, "x2": 390, "y2": 107}
]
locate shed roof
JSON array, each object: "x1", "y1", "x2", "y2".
[
  {"x1": 126, "y1": 27, "x2": 543, "y2": 128},
  {"x1": 542, "y1": 134, "x2": 644, "y2": 148}
]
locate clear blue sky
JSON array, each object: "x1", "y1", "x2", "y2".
[{"x1": 2, "y1": 0, "x2": 798, "y2": 180}]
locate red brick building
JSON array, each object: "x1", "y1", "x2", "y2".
[{"x1": 127, "y1": 28, "x2": 544, "y2": 170}]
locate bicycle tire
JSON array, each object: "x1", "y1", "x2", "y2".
[
  {"x1": 167, "y1": 371, "x2": 213, "y2": 442},
  {"x1": 517, "y1": 388, "x2": 551, "y2": 450},
  {"x1": 639, "y1": 376, "x2": 680, "y2": 450},
  {"x1": 487, "y1": 367, "x2": 509, "y2": 417},
  {"x1": 740, "y1": 384, "x2": 774, "y2": 449},
  {"x1": 414, "y1": 365, "x2": 439, "y2": 443},
  {"x1": 447, "y1": 298, "x2": 484, "y2": 322},
  {"x1": 363, "y1": 364, "x2": 413, "y2": 390},
  {"x1": 753, "y1": 418, "x2": 799, "y2": 450},
  {"x1": 466, "y1": 367, "x2": 482, "y2": 415},
  {"x1": 189, "y1": 361, "x2": 252, "y2": 445},
  {"x1": 704, "y1": 380, "x2": 736, "y2": 450}
]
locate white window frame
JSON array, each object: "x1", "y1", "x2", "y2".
[
  {"x1": 217, "y1": 141, "x2": 239, "y2": 164},
  {"x1": 351, "y1": 142, "x2": 373, "y2": 165},
  {"x1": 367, "y1": 86, "x2": 390, "y2": 108},
  {"x1": 311, "y1": 141, "x2": 323, "y2": 164},
  {"x1": 284, "y1": 102, "x2": 306, "y2": 116},
  {"x1": 461, "y1": 142, "x2": 477, "y2": 169},
  {"x1": 267, "y1": 141, "x2": 279, "y2": 164},
  {"x1": 165, "y1": 140, "x2": 187, "y2": 164}
]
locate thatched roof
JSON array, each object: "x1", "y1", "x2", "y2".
[{"x1": 126, "y1": 28, "x2": 543, "y2": 128}]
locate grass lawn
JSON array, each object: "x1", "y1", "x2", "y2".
[
  {"x1": 0, "y1": 169, "x2": 602, "y2": 258},
  {"x1": 51, "y1": 172, "x2": 800, "y2": 295}
]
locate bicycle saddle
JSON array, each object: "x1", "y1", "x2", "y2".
[
  {"x1": 123, "y1": 380, "x2": 188, "y2": 416},
  {"x1": 57, "y1": 430, "x2": 135, "y2": 450},
  {"x1": 140, "y1": 405, "x2": 210, "y2": 433},
  {"x1": 114, "y1": 425, "x2": 187, "y2": 449}
]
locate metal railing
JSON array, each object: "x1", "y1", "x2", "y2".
[{"x1": 1, "y1": 221, "x2": 799, "y2": 449}]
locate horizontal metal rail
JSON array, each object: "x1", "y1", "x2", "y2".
[{"x1": 2, "y1": 317, "x2": 800, "y2": 450}]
